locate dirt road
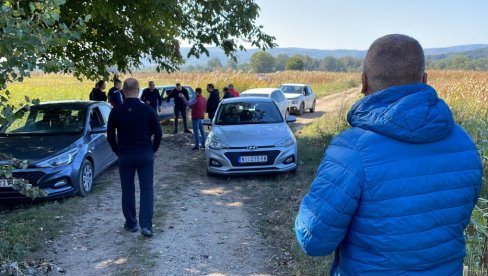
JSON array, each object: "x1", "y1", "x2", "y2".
[{"x1": 36, "y1": 88, "x2": 359, "y2": 276}]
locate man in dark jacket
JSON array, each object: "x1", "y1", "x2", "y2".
[
  {"x1": 295, "y1": 34, "x2": 482, "y2": 275},
  {"x1": 89, "y1": 80, "x2": 107, "y2": 102},
  {"x1": 107, "y1": 78, "x2": 162, "y2": 238},
  {"x1": 222, "y1": 87, "x2": 233, "y2": 99},
  {"x1": 167, "y1": 83, "x2": 191, "y2": 134},
  {"x1": 205, "y1": 83, "x2": 220, "y2": 120},
  {"x1": 107, "y1": 78, "x2": 124, "y2": 107},
  {"x1": 140, "y1": 81, "x2": 162, "y2": 113}
]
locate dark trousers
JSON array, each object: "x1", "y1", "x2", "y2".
[
  {"x1": 174, "y1": 106, "x2": 188, "y2": 132},
  {"x1": 118, "y1": 150, "x2": 154, "y2": 230}
]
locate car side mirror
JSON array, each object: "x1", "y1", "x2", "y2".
[
  {"x1": 286, "y1": 115, "x2": 297, "y2": 123},
  {"x1": 90, "y1": 126, "x2": 107, "y2": 134},
  {"x1": 203, "y1": 119, "x2": 212, "y2": 126}
]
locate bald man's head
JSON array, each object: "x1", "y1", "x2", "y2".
[
  {"x1": 362, "y1": 34, "x2": 426, "y2": 94},
  {"x1": 123, "y1": 78, "x2": 140, "y2": 98}
]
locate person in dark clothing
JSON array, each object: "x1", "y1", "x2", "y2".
[
  {"x1": 107, "y1": 78, "x2": 162, "y2": 238},
  {"x1": 89, "y1": 80, "x2": 107, "y2": 102},
  {"x1": 205, "y1": 83, "x2": 220, "y2": 120},
  {"x1": 167, "y1": 83, "x2": 191, "y2": 134},
  {"x1": 222, "y1": 87, "x2": 233, "y2": 99},
  {"x1": 107, "y1": 78, "x2": 124, "y2": 107},
  {"x1": 140, "y1": 81, "x2": 162, "y2": 113}
]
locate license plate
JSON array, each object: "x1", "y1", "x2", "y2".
[
  {"x1": 238, "y1": 155, "x2": 268, "y2": 164},
  {"x1": 0, "y1": 179, "x2": 12, "y2": 188}
]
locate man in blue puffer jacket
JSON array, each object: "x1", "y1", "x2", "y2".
[{"x1": 295, "y1": 34, "x2": 482, "y2": 275}]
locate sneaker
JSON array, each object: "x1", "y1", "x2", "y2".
[
  {"x1": 124, "y1": 225, "x2": 139, "y2": 233},
  {"x1": 184, "y1": 129, "x2": 192, "y2": 134},
  {"x1": 141, "y1": 228, "x2": 153, "y2": 237},
  {"x1": 192, "y1": 146, "x2": 199, "y2": 150}
]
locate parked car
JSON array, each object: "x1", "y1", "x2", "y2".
[
  {"x1": 240, "y1": 88, "x2": 289, "y2": 119},
  {"x1": 279, "y1": 83, "x2": 316, "y2": 115},
  {"x1": 0, "y1": 101, "x2": 118, "y2": 201},
  {"x1": 204, "y1": 97, "x2": 297, "y2": 175},
  {"x1": 139, "y1": 85, "x2": 196, "y2": 119}
]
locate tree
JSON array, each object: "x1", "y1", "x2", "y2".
[
  {"x1": 285, "y1": 56, "x2": 305, "y2": 71},
  {"x1": 225, "y1": 58, "x2": 238, "y2": 71},
  {"x1": 206, "y1": 58, "x2": 223, "y2": 71},
  {"x1": 274, "y1": 54, "x2": 289, "y2": 71},
  {"x1": 2, "y1": 0, "x2": 276, "y2": 85},
  {"x1": 320, "y1": 56, "x2": 340, "y2": 71},
  {"x1": 249, "y1": 51, "x2": 274, "y2": 73}
]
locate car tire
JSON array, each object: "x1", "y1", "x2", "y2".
[
  {"x1": 78, "y1": 159, "x2": 94, "y2": 196},
  {"x1": 298, "y1": 102, "x2": 305, "y2": 116},
  {"x1": 206, "y1": 169, "x2": 216, "y2": 177},
  {"x1": 310, "y1": 100, "x2": 316, "y2": 113}
]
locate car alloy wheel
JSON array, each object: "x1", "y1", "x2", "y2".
[
  {"x1": 298, "y1": 103, "x2": 305, "y2": 115},
  {"x1": 310, "y1": 100, "x2": 316, "y2": 113},
  {"x1": 78, "y1": 159, "x2": 93, "y2": 196}
]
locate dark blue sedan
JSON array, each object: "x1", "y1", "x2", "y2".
[{"x1": 0, "y1": 101, "x2": 118, "y2": 201}]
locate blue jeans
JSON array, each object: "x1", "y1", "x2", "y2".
[
  {"x1": 118, "y1": 150, "x2": 154, "y2": 230},
  {"x1": 192, "y1": 119, "x2": 206, "y2": 148}
]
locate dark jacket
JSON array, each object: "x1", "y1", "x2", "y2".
[
  {"x1": 140, "y1": 88, "x2": 162, "y2": 111},
  {"x1": 89, "y1": 88, "x2": 107, "y2": 102},
  {"x1": 107, "y1": 87, "x2": 124, "y2": 107},
  {"x1": 167, "y1": 87, "x2": 190, "y2": 109},
  {"x1": 223, "y1": 91, "x2": 233, "y2": 99},
  {"x1": 107, "y1": 98, "x2": 162, "y2": 155},
  {"x1": 206, "y1": 89, "x2": 220, "y2": 118},
  {"x1": 295, "y1": 84, "x2": 482, "y2": 275}
]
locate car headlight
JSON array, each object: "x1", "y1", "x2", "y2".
[
  {"x1": 206, "y1": 135, "x2": 229, "y2": 150},
  {"x1": 291, "y1": 100, "x2": 299, "y2": 104},
  {"x1": 274, "y1": 136, "x2": 295, "y2": 148},
  {"x1": 37, "y1": 148, "x2": 80, "y2": 168}
]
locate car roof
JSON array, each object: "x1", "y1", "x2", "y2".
[
  {"x1": 281, "y1": 83, "x2": 307, "y2": 87},
  {"x1": 221, "y1": 97, "x2": 274, "y2": 104},
  {"x1": 32, "y1": 100, "x2": 101, "y2": 109},
  {"x1": 241, "y1": 88, "x2": 281, "y2": 95}
]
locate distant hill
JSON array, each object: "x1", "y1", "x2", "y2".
[
  {"x1": 177, "y1": 44, "x2": 488, "y2": 66},
  {"x1": 140, "y1": 44, "x2": 488, "y2": 68}
]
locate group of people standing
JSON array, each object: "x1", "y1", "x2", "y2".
[{"x1": 89, "y1": 79, "x2": 125, "y2": 107}]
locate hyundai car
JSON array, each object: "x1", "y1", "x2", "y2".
[
  {"x1": 0, "y1": 101, "x2": 118, "y2": 201},
  {"x1": 205, "y1": 97, "x2": 297, "y2": 175}
]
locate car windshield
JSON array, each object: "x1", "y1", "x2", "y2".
[
  {"x1": 215, "y1": 102, "x2": 283, "y2": 125},
  {"x1": 1, "y1": 107, "x2": 86, "y2": 135},
  {"x1": 280, "y1": 85, "x2": 304, "y2": 94}
]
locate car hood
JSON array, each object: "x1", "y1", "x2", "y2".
[
  {"x1": 211, "y1": 123, "x2": 292, "y2": 147},
  {"x1": 0, "y1": 135, "x2": 81, "y2": 162},
  {"x1": 284, "y1": 93, "x2": 302, "y2": 100}
]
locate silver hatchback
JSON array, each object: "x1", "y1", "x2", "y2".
[{"x1": 205, "y1": 97, "x2": 297, "y2": 175}]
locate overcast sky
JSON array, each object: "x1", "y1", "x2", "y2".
[{"x1": 253, "y1": 0, "x2": 488, "y2": 50}]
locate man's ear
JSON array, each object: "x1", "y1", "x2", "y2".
[
  {"x1": 361, "y1": 73, "x2": 368, "y2": 95},
  {"x1": 422, "y1": 72, "x2": 428, "y2": 84}
]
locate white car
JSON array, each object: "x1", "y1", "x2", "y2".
[
  {"x1": 240, "y1": 88, "x2": 290, "y2": 119},
  {"x1": 279, "y1": 84, "x2": 316, "y2": 115},
  {"x1": 204, "y1": 97, "x2": 297, "y2": 175}
]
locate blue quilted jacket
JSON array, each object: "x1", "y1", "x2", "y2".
[{"x1": 295, "y1": 84, "x2": 482, "y2": 275}]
